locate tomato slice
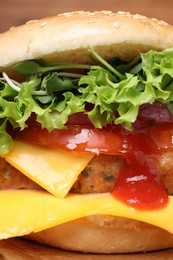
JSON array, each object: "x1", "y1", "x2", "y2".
[
  {"x1": 11, "y1": 104, "x2": 173, "y2": 155},
  {"x1": 10, "y1": 112, "x2": 172, "y2": 210},
  {"x1": 12, "y1": 124, "x2": 123, "y2": 155},
  {"x1": 149, "y1": 123, "x2": 173, "y2": 149},
  {"x1": 12, "y1": 121, "x2": 173, "y2": 155}
]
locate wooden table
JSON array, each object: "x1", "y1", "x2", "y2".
[{"x1": 0, "y1": 238, "x2": 173, "y2": 260}]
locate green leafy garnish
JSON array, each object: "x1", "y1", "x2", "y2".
[{"x1": 1, "y1": 46, "x2": 173, "y2": 154}]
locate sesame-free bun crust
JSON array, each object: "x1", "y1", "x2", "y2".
[
  {"x1": 27, "y1": 216, "x2": 173, "y2": 254},
  {"x1": 0, "y1": 11, "x2": 173, "y2": 70}
]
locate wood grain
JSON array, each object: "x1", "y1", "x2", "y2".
[{"x1": 0, "y1": 238, "x2": 173, "y2": 260}]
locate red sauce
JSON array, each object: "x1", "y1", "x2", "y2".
[
  {"x1": 11, "y1": 107, "x2": 172, "y2": 210},
  {"x1": 112, "y1": 128, "x2": 168, "y2": 210}
]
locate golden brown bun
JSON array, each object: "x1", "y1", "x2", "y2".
[
  {"x1": 2, "y1": 11, "x2": 173, "y2": 253},
  {"x1": 27, "y1": 216, "x2": 173, "y2": 254},
  {"x1": 0, "y1": 11, "x2": 173, "y2": 70}
]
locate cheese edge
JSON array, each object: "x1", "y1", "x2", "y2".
[{"x1": 0, "y1": 190, "x2": 173, "y2": 239}]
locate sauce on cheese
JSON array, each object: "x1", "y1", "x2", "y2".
[
  {"x1": 9, "y1": 105, "x2": 173, "y2": 210},
  {"x1": 112, "y1": 130, "x2": 168, "y2": 209},
  {"x1": 0, "y1": 190, "x2": 173, "y2": 239}
]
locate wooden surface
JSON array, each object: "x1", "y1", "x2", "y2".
[
  {"x1": 0, "y1": 238, "x2": 173, "y2": 260},
  {"x1": 0, "y1": 0, "x2": 173, "y2": 32}
]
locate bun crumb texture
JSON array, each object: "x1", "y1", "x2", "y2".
[{"x1": 0, "y1": 10, "x2": 173, "y2": 70}]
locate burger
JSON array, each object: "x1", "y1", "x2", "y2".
[{"x1": 1, "y1": 10, "x2": 173, "y2": 254}]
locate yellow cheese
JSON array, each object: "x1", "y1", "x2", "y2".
[
  {"x1": 5, "y1": 141, "x2": 93, "y2": 198},
  {"x1": 3, "y1": 141, "x2": 173, "y2": 239},
  {"x1": 0, "y1": 190, "x2": 173, "y2": 239}
]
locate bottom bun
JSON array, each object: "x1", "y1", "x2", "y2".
[{"x1": 26, "y1": 215, "x2": 173, "y2": 254}]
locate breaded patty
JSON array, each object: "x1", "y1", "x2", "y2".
[
  {"x1": 0, "y1": 151, "x2": 172, "y2": 194},
  {"x1": 0, "y1": 158, "x2": 41, "y2": 190},
  {"x1": 71, "y1": 155, "x2": 124, "y2": 193}
]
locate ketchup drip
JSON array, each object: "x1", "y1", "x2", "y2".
[
  {"x1": 112, "y1": 130, "x2": 168, "y2": 210},
  {"x1": 11, "y1": 104, "x2": 171, "y2": 210}
]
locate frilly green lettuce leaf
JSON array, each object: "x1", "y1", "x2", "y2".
[{"x1": 1, "y1": 47, "x2": 173, "y2": 154}]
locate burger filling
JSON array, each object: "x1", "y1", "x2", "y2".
[
  {"x1": 0, "y1": 152, "x2": 173, "y2": 196},
  {"x1": 1, "y1": 47, "x2": 173, "y2": 211}
]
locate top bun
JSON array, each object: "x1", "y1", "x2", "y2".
[{"x1": 0, "y1": 11, "x2": 173, "y2": 70}]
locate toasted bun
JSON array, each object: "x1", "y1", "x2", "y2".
[
  {"x1": 2, "y1": 11, "x2": 173, "y2": 254},
  {"x1": 27, "y1": 216, "x2": 173, "y2": 254},
  {"x1": 0, "y1": 11, "x2": 173, "y2": 70}
]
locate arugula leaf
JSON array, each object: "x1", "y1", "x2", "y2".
[
  {"x1": 13, "y1": 60, "x2": 91, "y2": 75},
  {"x1": 13, "y1": 60, "x2": 43, "y2": 75},
  {"x1": 1, "y1": 47, "x2": 173, "y2": 154},
  {"x1": 42, "y1": 72, "x2": 78, "y2": 95}
]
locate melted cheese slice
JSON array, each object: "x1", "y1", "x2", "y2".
[
  {"x1": 2, "y1": 141, "x2": 173, "y2": 239},
  {"x1": 0, "y1": 190, "x2": 173, "y2": 239},
  {"x1": 5, "y1": 141, "x2": 93, "y2": 198}
]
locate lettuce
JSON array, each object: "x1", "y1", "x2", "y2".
[{"x1": 1, "y1": 46, "x2": 173, "y2": 154}]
